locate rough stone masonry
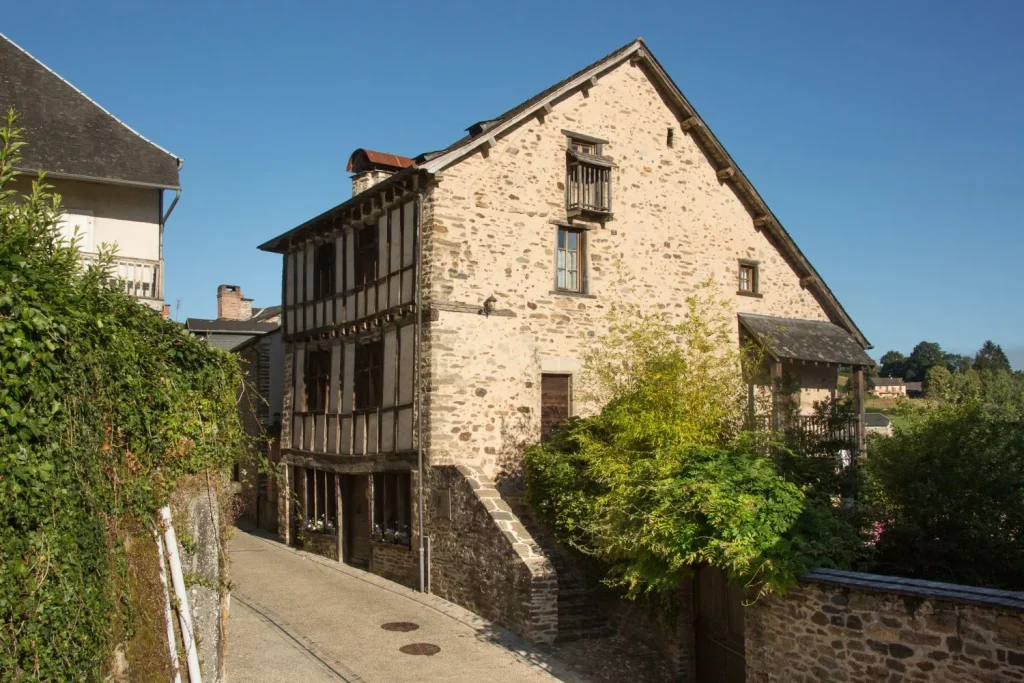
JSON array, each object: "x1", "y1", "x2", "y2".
[{"x1": 746, "y1": 569, "x2": 1024, "y2": 682}]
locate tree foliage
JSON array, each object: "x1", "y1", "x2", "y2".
[
  {"x1": 973, "y1": 340, "x2": 1011, "y2": 374},
  {"x1": 524, "y1": 285, "x2": 862, "y2": 602},
  {"x1": 0, "y1": 112, "x2": 246, "y2": 679},
  {"x1": 865, "y1": 400, "x2": 1024, "y2": 589}
]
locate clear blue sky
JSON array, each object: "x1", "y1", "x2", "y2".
[{"x1": 7, "y1": 0, "x2": 1024, "y2": 365}]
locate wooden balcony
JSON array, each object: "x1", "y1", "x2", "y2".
[
  {"x1": 566, "y1": 154, "x2": 612, "y2": 217},
  {"x1": 81, "y1": 253, "x2": 163, "y2": 302}
]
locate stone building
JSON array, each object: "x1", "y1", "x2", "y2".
[
  {"x1": 257, "y1": 38, "x2": 873, "y2": 644},
  {"x1": 0, "y1": 32, "x2": 182, "y2": 311}
]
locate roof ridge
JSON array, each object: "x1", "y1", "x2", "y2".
[{"x1": 0, "y1": 32, "x2": 181, "y2": 165}]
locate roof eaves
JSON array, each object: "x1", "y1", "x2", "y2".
[
  {"x1": 634, "y1": 46, "x2": 869, "y2": 349},
  {"x1": 419, "y1": 39, "x2": 644, "y2": 174},
  {"x1": 257, "y1": 165, "x2": 421, "y2": 253},
  {"x1": 0, "y1": 32, "x2": 182, "y2": 166},
  {"x1": 11, "y1": 166, "x2": 182, "y2": 191}
]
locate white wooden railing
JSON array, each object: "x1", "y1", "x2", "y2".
[{"x1": 81, "y1": 253, "x2": 163, "y2": 302}]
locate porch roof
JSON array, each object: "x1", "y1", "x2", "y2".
[{"x1": 738, "y1": 313, "x2": 874, "y2": 368}]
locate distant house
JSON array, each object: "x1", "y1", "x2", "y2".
[
  {"x1": 186, "y1": 284, "x2": 284, "y2": 532},
  {"x1": 864, "y1": 412, "x2": 893, "y2": 437},
  {"x1": 1, "y1": 33, "x2": 182, "y2": 311},
  {"x1": 904, "y1": 381, "x2": 924, "y2": 398},
  {"x1": 186, "y1": 285, "x2": 280, "y2": 350},
  {"x1": 234, "y1": 327, "x2": 284, "y2": 532},
  {"x1": 869, "y1": 377, "x2": 906, "y2": 398}
]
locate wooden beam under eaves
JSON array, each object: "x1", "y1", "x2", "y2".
[
  {"x1": 800, "y1": 275, "x2": 817, "y2": 288},
  {"x1": 753, "y1": 216, "x2": 772, "y2": 230},
  {"x1": 680, "y1": 117, "x2": 698, "y2": 132},
  {"x1": 717, "y1": 167, "x2": 735, "y2": 180}
]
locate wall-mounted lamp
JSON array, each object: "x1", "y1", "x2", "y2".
[{"x1": 483, "y1": 295, "x2": 498, "y2": 316}]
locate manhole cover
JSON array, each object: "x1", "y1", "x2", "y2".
[
  {"x1": 381, "y1": 622, "x2": 420, "y2": 632},
  {"x1": 399, "y1": 643, "x2": 441, "y2": 656}
]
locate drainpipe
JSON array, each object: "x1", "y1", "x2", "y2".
[
  {"x1": 158, "y1": 184, "x2": 181, "y2": 302},
  {"x1": 413, "y1": 182, "x2": 427, "y2": 593}
]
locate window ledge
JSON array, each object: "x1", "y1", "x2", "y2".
[
  {"x1": 550, "y1": 289, "x2": 597, "y2": 299},
  {"x1": 737, "y1": 290, "x2": 764, "y2": 299},
  {"x1": 371, "y1": 540, "x2": 412, "y2": 552}
]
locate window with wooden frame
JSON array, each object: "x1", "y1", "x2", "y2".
[
  {"x1": 556, "y1": 227, "x2": 585, "y2": 293},
  {"x1": 299, "y1": 468, "x2": 337, "y2": 531},
  {"x1": 372, "y1": 471, "x2": 411, "y2": 545},
  {"x1": 541, "y1": 374, "x2": 572, "y2": 441},
  {"x1": 737, "y1": 260, "x2": 759, "y2": 296},
  {"x1": 565, "y1": 131, "x2": 612, "y2": 216},
  {"x1": 312, "y1": 242, "x2": 335, "y2": 300},
  {"x1": 304, "y1": 348, "x2": 331, "y2": 412},
  {"x1": 354, "y1": 224, "x2": 378, "y2": 290},
  {"x1": 354, "y1": 340, "x2": 384, "y2": 410}
]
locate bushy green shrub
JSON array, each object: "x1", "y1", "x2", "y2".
[
  {"x1": 525, "y1": 285, "x2": 863, "y2": 601},
  {"x1": 865, "y1": 400, "x2": 1024, "y2": 589},
  {"x1": 0, "y1": 112, "x2": 246, "y2": 679}
]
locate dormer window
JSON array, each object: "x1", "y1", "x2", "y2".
[{"x1": 563, "y1": 130, "x2": 613, "y2": 217}]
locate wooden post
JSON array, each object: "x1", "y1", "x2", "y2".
[
  {"x1": 335, "y1": 474, "x2": 343, "y2": 563},
  {"x1": 771, "y1": 359, "x2": 783, "y2": 431},
  {"x1": 852, "y1": 366, "x2": 867, "y2": 458},
  {"x1": 278, "y1": 462, "x2": 291, "y2": 544},
  {"x1": 297, "y1": 466, "x2": 307, "y2": 535}
]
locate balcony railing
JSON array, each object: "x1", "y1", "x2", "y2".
[
  {"x1": 81, "y1": 253, "x2": 163, "y2": 301},
  {"x1": 566, "y1": 156, "x2": 612, "y2": 215}
]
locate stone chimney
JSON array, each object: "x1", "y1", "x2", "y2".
[
  {"x1": 346, "y1": 149, "x2": 414, "y2": 197},
  {"x1": 217, "y1": 284, "x2": 253, "y2": 321}
]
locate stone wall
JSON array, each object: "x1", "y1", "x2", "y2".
[
  {"x1": 746, "y1": 568, "x2": 1024, "y2": 682},
  {"x1": 608, "y1": 577, "x2": 697, "y2": 681},
  {"x1": 371, "y1": 543, "x2": 418, "y2": 589},
  {"x1": 427, "y1": 464, "x2": 558, "y2": 643},
  {"x1": 424, "y1": 56, "x2": 842, "y2": 479}
]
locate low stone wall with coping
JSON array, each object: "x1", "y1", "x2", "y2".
[
  {"x1": 746, "y1": 568, "x2": 1024, "y2": 682},
  {"x1": 426, "y1": 464, "x2": 558, "y2": 643}
]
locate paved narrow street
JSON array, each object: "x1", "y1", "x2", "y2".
[{"x1": 227, "y1": 529, "x2": 584, "y2": 683}]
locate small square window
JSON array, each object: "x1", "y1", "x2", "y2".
[
  {"x1": 738, "y1": 262, "x2": 759, "y2": 295},
  {"x1": 570, "y1": 139, "x2": 596, "y2": 155}
]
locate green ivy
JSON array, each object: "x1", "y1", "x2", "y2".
[{"x1": 0, "y1": 111, "x2": 246, "y2": 680}]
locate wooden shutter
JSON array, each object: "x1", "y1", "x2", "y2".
[{"x1": 541, "y1": 374, "x2": 571, "y2": 440}]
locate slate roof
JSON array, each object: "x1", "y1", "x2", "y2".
[
  {"x1": 0, "y1": 33, "x2": 181, "y2": 189},
  {"x1": 251, "y1": 305, "x2": 282, "y2": 323},
  {"x1": 185, "y1": 319, "x2": 279, "y2": 335},
  {"x1": 864, "y1": 413, "x2": 892, "y2": 428},
  {"x1": 870, "y1": 377, "x2": 905, "y2": 387},
  {"x1": 738, "y1": 313, "x2": 874, "y2": 367},
  {"x1": 904, "y1": 381, "x2": 923, "y2": 393}
]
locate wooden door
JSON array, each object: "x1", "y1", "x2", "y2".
[
  {"x1": 344, "y1": 475, "x2": 371, "y2": 568},
  {"x1": 695, "y1": 565, "x2": 746, "y2": 683}
]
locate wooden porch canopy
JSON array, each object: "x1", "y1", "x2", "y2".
[{"x1": 738, "y1": 313, "x2": 874, "y2": 368}]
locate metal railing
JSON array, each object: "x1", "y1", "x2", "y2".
[{"x1": 81, "y1": 253, "x2": 163, "y2": 301}]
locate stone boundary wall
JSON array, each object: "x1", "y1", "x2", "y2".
[
  {"x1": 427, "y1": 464, "x2": 558, "y2": 643},
  {"x1": 746, "y1": 568, "x2": 1024, "y2": 682}
]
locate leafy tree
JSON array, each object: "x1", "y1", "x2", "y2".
[
  {"x1": 525, "y1": 284, "x2": 861, "y2": 602},
  {"x1": 925, "y1": 364, "x2": 952, "y2": 399},
  {"x1": 974, "y1": 340, "x2": 1012, "y2": 373},
  {"x1": 943, "y1": 352, "x2": 972, "y2": 374},
  {"x1": 865, "y1": 400, "x2": 1024, "y2": 589},
  {"x1": 879, "y1": 350, "x2": 907, "y2": 379},
  {"x1": 906, "y1": 341, "x2": 944, "y2": 381}
]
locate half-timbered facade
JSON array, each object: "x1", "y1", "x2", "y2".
[{"x1": 259, "y1": 38, "x2": 873, "y2": 645}]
